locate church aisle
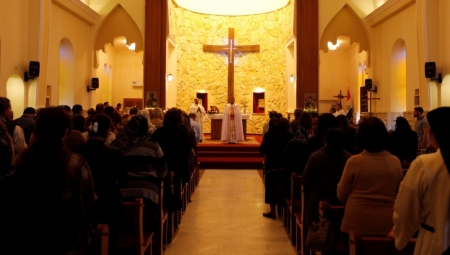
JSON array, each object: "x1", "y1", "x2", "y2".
[{"x1": 166, "y1": 170, "x2": 295, "y2": 255}]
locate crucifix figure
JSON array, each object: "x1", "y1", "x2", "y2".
[
  {"x1": 203, "y1": 28, "x2": 260, "y2": 102},
  {"x1": 333, "y1": 90, "x2": 345, "y2": 104}
]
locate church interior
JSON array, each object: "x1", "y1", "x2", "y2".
[
  {"x1": 1, "y1": 0, "x2": 449, "y2": 254},
  {"x1": 1, "y1": 0, "x2": 449, "y2": 132}
]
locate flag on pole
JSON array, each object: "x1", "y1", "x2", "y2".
[{"x1": 346, "y1": 88, "x2": 353, "y2": 121}]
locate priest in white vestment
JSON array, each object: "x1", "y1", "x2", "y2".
[
  {"x1": 189, "y1": 98, "x2": 206, "y2": 141},
  {"x1": 221, "y1": 96, "x2": 244, "y2": 143}
]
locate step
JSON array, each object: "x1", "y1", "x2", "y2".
[
  {"x1": 198, "y1": 145, "x2": 260, "y2": 152},
  {"x1": 198, "y1": 151, "x2": 263, "y2": 157},
  {"x1": 198, "y1": 157, "x2": 264, "y2": 169}
]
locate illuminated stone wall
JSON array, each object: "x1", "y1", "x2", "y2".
[{"x1": 169, "y1": 1, "x2": 293, "y2": 134}]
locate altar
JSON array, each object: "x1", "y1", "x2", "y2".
[{"x1": 207, "y1": 114, "x2": 251, "y2": 140}]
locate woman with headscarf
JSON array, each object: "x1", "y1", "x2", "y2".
[
  {"x1": 303, "y1": 128, "x2": 351, "y2": 228},
  {"x1": 260, "y1": 117, "x2": 293, "y2": 218},
  {"x1": 390, "y1": 107, "x2": 450, "y2": 255}
]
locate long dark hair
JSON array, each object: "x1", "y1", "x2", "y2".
[
  {"x1": 324, "y1": 128, "x2": 345, "y2": 160},
  {"x1": 427, "y1": 107, "x2": 450, "y2": 174}
]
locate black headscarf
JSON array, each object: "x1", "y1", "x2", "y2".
[{"x1": 426, "y1": 107, "x2": 450, "y2": 174}]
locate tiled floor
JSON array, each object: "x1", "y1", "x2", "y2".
[{"x1": 166, "y1": 169, "x2": 295, "y2": 255}]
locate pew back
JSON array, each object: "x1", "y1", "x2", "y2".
[{"x1": 349, "y1": 230, "x2": 416, "y2": 255}]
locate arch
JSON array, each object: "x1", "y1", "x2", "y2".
[
  {"x1": 320, "y1": 4, "x2": 370, "y2": 56},
  {"x1": 59, "y1": 38, "x2": 75, "y2": 107},
  {"x1": 6, "y1": 74, "x2": 25, "y2": 116},
  {"x1": 94, "y1": 4, "x2": 144, "y2": 68},
  {"x1": 441, "y1": 75, "x2": 450, "y2": 106},
  {"x1": 390, "y1": 39, "x2": 407, "y2": 112}
]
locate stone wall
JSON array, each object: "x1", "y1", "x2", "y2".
[{"x1": 169, "y1": 1, "x2": 293, "y2": 133}]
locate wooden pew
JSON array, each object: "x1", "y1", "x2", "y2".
[
  {"x1": 318, "y1": 201, "x2": 347, "y2": 254},
  {"x1": 294, "y1": 181, "x2": 306, "y2": 255},
  {"x1": 91, "y1": 224, "x2": 109, "y2": 255},
  {"x1": 284, "y1": 173, "x2": 302, "y2": 245},
  {"x1": 349, "y1": 230, "x2": 416, "y2": 255},
  {"x1": 115, "y1": 198, "x2": 154, "y2": 255},
  {"x1": 155, "y1": 181, "x2": 169, "y2": 255}
]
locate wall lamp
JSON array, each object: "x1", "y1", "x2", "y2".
[
  {"x1": 167, "y1": 73, "x2": 173, "y2": 82},
  {"x1": 425, "y1": 62, "x2": 442, "y2": 83},
  {"x1": 289, "y1": 74, "x2": 295, "y2": 83}
]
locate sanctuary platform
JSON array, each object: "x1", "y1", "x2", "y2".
[{"x1": 197, "y1": 134, "x2": 264, "y2": 169}]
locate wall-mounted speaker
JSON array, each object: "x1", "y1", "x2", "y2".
[
  {"x1": 29, "y1": 61, "x2": 40, "y2": 78},
  {"x1": 425, "y1": 62, "x2": 436, "y2": 78},
  {"x1": 92, "y1": 77, "x2": 99, "y2": 89},
  {"x1": 365, "y1": 79, "x2": 372, "y2": 90}
]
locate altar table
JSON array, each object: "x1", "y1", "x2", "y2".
[{"x1": 207, "y1": 114, "x2": 250, "y2": 140}]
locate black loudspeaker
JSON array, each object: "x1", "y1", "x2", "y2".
[
  {"x1": 425, "y1": 62, "x2": 436, "y2": 78},
  {"x1": 92, "y1": 78, "x2": 99, "y2": 89},
  {"x1": 29, "y1": 61, "x2": 40, "y2": 78},
  {"x1": 365, "y1": 79, "x2": 372, "y2": 90}
]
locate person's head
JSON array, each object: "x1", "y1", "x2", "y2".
[
  {"x1": 137, "y1": 110, "x2": 152, "y2": 130},
  {"x1": 33, "y1": 107, "x2": 71, "y2": 147},
  {"x1": 268, "y1": 111, "x2": 277, "y2": 119},
  {"x1": 129, "y1": 107, "x2": 138, "y2": 116},
  {"x1": 311, "y1": 112, "x2": 319, "y2": 123},
  {"x1": 276, "y1": 112, "x2": 283, "y2": 119},
  {"x1": 230, "y1": 96, "x2": 235, "y2": 104},
  {"x1": 317, "y1": 113, "x2": 338, "y2": 137},
  {"x1": 163, "y1": 108, "x2": 183, "y2": 127},
  {"x1": 279, "y1": 118, "x2": 290, "y2": 131},
  {"x1": 308, "y1": 96, "x2": 313, "y2": 103},
  {"x1": 150, "y1": 93, "x2": 154, "y2": 98},
  {"x1": 357, "y1": 117, "x2": 388, "y2": 152},
  {"x1": 72, "y1": 115, "x2": 86, "y2": 132},
  {"x1": 336, "y1": 103, "x2": 342, "y2": 111},
  {"x1": 413, "y1": 107, "x2": 424, "y2": 118},
  {"x1": 23, "y1": 107, "x2": 36, "y2": 118},
  {"x1": 116, "y1": 103, "x2": 122, "y2": 109},
  {"x1": 299, "y1": 112, "x2": 312, "y2": 130},
  {"x1": 95, "y1": 103, "x2": 104, "y2": 112},
  {"x1": 324, "y1": 128, "x2": 345, "y2": 158},
  {"x1": 1, "y1": 97, "x2": 14, "y2": 120},
  {"x1": 127, "y1": 115, "x2": 149, "y2": 139},
  {"x1": 189, "y1": 112, "x2": 196, "y2": 120},
  {"x1": 181, "y1": 111, "x2": 191, "y2": 129},
  {"x1": 72, "y1": 104, "x2": 83, "y2": 115},
  {"x1": 427, "y1": 107, "x2": 450, "y2": 172},
  {"x1": 394, "y1": 116, "x2": 411, "y2": 131},
  {"x1": 104, "y1": 102, "x2": 109, "y2": 107},
  {"x1": 294, "y1": 108, "x2": 303, "y2": 119},
  {"x1": 152, "y1": 107, "x2": 163, "y2": 119},
  {"x1": 61, "y1": 105, "x2": 71, "y2": 113},
  {"x1": 336, "y1": 115, "x2": 350, "y2": 131},
  {"x1": 194, "y1": 98, "x2": 199, "y2": 104},
  {"x1": 87, "y1": 108, "x2": 95, "y2": 116},
  {"x1": 103, "y1": 106, "x2": 115, "y2": 115},
  {"x1": 63, "y1": 130, "x2": 85, "y2": 152},
  {"x1": 269, "y1": 117, "x2": 280, "y2": 130},
  {"x1": 108, "y1": 112, "x2": 123, "y2": 132},
  {"x1": 329, "y1": 107, "x2": 336, "y2": 114},
  {"x1": 88, "y1": 113, "x2": 112, "y2": 139}
]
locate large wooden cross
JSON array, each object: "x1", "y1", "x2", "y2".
[{"x1": 203, "y1": 28, "x2": 260, "y2": 102}]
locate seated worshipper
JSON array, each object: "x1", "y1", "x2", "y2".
[
  {"x1": 390, "y1": 107, "x2": 450, "y2": 255},
  {"x1": 337, "y1": 117, "x2": 403, "y2": 235},
  {"x1": 109, "y1": 111, "x2": 124, "y2": 137},
  {"x1": 303, "y1": 128, "x2": 351, "y2": 228},
  {"x1": 0, "y1": 107, "x2": 96, "y2": 254},
  {"x1": 87, "y1": 107, "x2": 95, "y2": 117},
  {"x1": 112, "y1": 115, "x2": 167, "y2": 230},
  {"x1": 72, "y1": 104, "x2": 83, "y2": 119},
  {"x1": 260, "y1": 117, "x2": 293, "y2": 219},
  {"x1": 221, "y1": 96, "x2": 244, "y2": 143},
  {"x1": 336, "y1": 115, "x2": 357, "y2": 154},
  {"x1": 63, "y1": 129, "x2": 86, "y2": 152},
  {"x1": 263, "y1": 110, "x2": 278, "y2": 137},
  {"x1": 299, "y1": 111, "x2": 313, "y2": 137},
  {"x1": 73, "y1": 113, "x2": 126, "y2": 246},
  {"x1": 307, "y1": 113, "x2": 338, "y2": 155},
  {"x1": 289, "y1": 108, "x2": 304, "y2": 135},
  {"x1": 311, "y1": 112, "x2": 319, "y2": 136},
  {"x1": 189, "y1": 113, "x2": 201, "y2": 143},
  {"x1": 72, "y1": 114, "x2": 86, "y2": 133},
  {"x1": 0, "y1": 120, "x2": 14, "y2": 178},
  {"x1": 182, "y1": 111, "x2": 197, "y2": 174},
  {"x1": 103, "y1": 105, "x2": 115, "y2": 115},
  {"x1": 13, "y1": 107, "x2": 36, "y2": 145},
  {"x1": 137, "y1": 109, "x2": 156, "y2": 135},
  {"x1": 95, "y1": 103, "x2": 104, "y2": 112},
  {"x1": 388, "y1": 116, "x2": 418, "y2": 165},
  {"x1": 151, "y1": 107, "x2": 164, "y2": 128},
  {"x1": 114, "y1": 103, "x2": 122, "y2": 115},
  {"x1": 152, "y1": 108, "x2": 191, "y2": 185},
  {"x1": 122, "y1": 107, "x2": 138, "y2": 127}
]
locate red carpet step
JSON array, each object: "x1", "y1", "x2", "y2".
[{"x1": 197, "y1": 136, "x2": 264, "y2": 169}]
